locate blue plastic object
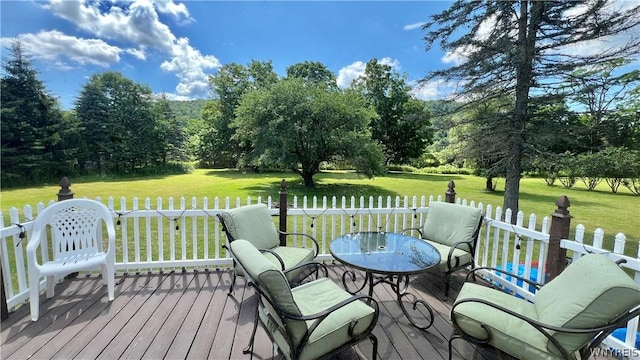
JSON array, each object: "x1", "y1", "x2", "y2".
[
  {"x1": 612, "y1": 328, "x2": 640, "y2": 349},
  {"x1": 495, "y1": 263, "x2": 540, "y2": 294}
]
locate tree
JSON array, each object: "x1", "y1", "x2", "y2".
[
  {"x1": 423, "y1": 1, "x2": 640, "y2": 214},
  {"x1": 352, "y1": 59, "x2": 431, "y2": 165},
  {"x1": 203, "y1": 60, "x2": 278, "y2": 167},
  {"x1": 566, "y1": 59, "x2": 640, "y2": 152},
  {"x1": 234, "y1": 78, "x2": 385, "y2": 187},
  {"x1": 286, "y1": 61, "x2": 338, "y2": 90},
  {"x1": 153, "y1": 94, "x2": 187, "y2": 163},
  {"x1": 1, "y1": 40, "x2": 67, "y2": 187},
  {"x1": 450, "y1": 97, "x2": 512, "y2": 191},
  {"x1": 75, "y1": 71, "x2": 157, "y2": 173}
]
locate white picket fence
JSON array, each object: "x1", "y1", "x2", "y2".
[{"x1": 1, "y1": 194, "x2": 638, "y2": 355}]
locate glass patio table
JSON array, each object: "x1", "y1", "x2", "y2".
[{"x1": 329, "y1": 231, "x2": 441, "y2": 330}]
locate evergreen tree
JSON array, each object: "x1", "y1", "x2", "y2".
[
  {"x1": 423, "y1": 0, "x2": 640, "y2": 214},
  {"x1": 75, "y1": 71, "x2": 157, "y2": 174},
  {"x1": 1, "y1": 40, "x2": 66, "y2": 187}
]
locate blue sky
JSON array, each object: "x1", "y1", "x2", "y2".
[
  {"x1": 0, "y1": 0, "x2": 457, "y2": 109},
  {"x1": 1, "y1": 1, "x2": 637, "y2": 110}
]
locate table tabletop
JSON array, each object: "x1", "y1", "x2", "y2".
[{"x1": 329, "y1": 232, "x2": 441, "y2": 275}]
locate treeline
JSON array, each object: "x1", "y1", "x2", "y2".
[
  {"x1": 1, "y1": 42, "x2": 432, "y2": 188},
  {"x1": 2, "y1": 40, "x2": 639, "y2": 193}
]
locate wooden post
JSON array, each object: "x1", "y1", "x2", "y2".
[
  {"x1": 57, "y1": 177, "x2": 74, "y2": 201},
  {"x1": 546, "y1": 195, "x2": 572, "y2": 282},
  {"x1": 445, "y1": 180, "x2": 456, "y2": 203},
  {"x1": 279, "y1": 179, "x2": 288, "y2": 246},
  {"x1": 58, "y1": 177, "x2": 78, "y2": 279}
]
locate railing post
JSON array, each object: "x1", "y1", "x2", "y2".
[
  {"x1": 546, "y1": 195, "x2": 571, "y2": 282},
  {"x1": 58, "y1": 177, "x2": 79, "y2": 279},
  {"x1": 279, "y1": 179, "x2": 288, "y2": 246},
  {"x1": 57, "y1": 177, "x2": 74, "y2": 201},
  {"x1": 445, "y1": 180, "x2": 456, "y2": 203}
]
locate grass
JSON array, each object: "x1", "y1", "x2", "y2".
[{"x1": 1, "y1": 169, "x2": 638, "y2": 254}]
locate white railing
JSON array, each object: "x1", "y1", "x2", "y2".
[{"x1": 1, "y1": 195, "x2": 638, "y2": 353}]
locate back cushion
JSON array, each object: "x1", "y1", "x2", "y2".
[
  {"x1": 220, "y1": 204, "x2": 280, "y2": 249},
  {"x1": 230, "y1": 239, "x2": 307, "y2": 345},
  {"x1": 422, "y1": 202, "x2": 483, "y2": 248},
  {"x1": 535, "y1": 254, "x2": 640, "y2": 355}
]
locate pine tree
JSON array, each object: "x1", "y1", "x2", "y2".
[
  {"x1": 1, "y1": 40, "x2": 65, "y2": 187},
  {"x1": 422, "y1": 1, "x2": 640, "y2": 214}
]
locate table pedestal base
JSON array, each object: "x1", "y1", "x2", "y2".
[{"x1": 340, "y1": 270, "x2": 435, "y2": 330}]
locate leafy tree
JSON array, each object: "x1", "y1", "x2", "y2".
[
  {"x1": 286, "y1": 61, "x2": 338, "y2": 90},
  {"x1": 612, "y1": 86, "x2": 640, "y2": 150},
  {"x1": 1, "y1": 40, "x2": 67, "y2": 187},
  {"x1": 352, "y1": 59, "x2": 431, "y2": 165},
  {"x1": 75, "y1": 71, "x2": 157, "y2": 173},
  {"x1": 566, "y1": 59, "x2": 640, "y2": 153},
  {"x1": 234, "y1": 78, "x2": 385, "y2": 187},
  {"x1": 422, "y1": 0, "x2": 640, "y2": 214},
  {"x1": 203, "y1": 61, "x2": 278, "y2": 167}
]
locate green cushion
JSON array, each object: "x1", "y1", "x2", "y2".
[
  {"x1": 220, "y1": 204, "x2": 280, "y2": 249},
  {"x1": 422, "y1": 202, "x2": 483, "y2": 248},
  {"x1": 535, "y1": 254, "x2": 640, "y2": 356},
  {"x1": 424, "y1": 240, "x2": 473, "y2": 271},
  {"x1": 229, "y1": 240, "x2": 302, "y2": 317},
  {"x1": 453, "y1": 282, "x2": 561, "y2": 360},
  {"x1": 269, "y1": 246, "x2": 316, "y2": 281},
  {"x1": 291, "y1": 278, "x2": 376, "y2": 360},
  {"x1": 231, "y1": 239, "x2": 376, "y2": 360}
]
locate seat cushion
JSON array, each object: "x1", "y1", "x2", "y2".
[
  {"x1": 453, "y1": 282, "x2": 561, "y2": 360},
  {"x1": 424, "y1": 240, "x2": 472, "y2": 271},
  {"x1": 422, "y1": 202, "x2": 483, "y2": 248},
  {"x1": 535, "y1": 254, "x2": 640, "y2": 356},
  {"x1": 219, "y1": 204, "x2": 280, "y2": 249},
  {"x1": 269, "y1": 246, "x2": 316, "y2": 281},
  {"x1": 292, "y1": 278, "x2": 377, "y2": 360}
]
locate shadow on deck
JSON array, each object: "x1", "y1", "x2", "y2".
[{"x1": 0, "y1": 265, "x2": 539, "y2": 359}]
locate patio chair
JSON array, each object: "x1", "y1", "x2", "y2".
[
  {"x1": 218, "y1": 204, "x2": 319, "y2": 294},
  {"x1": 27, "y1": 199, "x2": 116, "y2": 321},
  {"x1": 228, "y1": 239, "x2": 379, "y2": 360},
  {"x1": 449, "y1": 253, "x2": 640, "y2": 360},
  {"x1": 403, "y1": 201, "x2": 484, "y2": 299}
]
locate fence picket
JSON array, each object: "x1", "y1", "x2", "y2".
[{"x1": 1, "y1": 195, "x2": 637, "y2": 352}]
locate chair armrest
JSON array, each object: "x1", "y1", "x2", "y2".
[
  {"x1": 223, "y1": 243, "x2": 286, "y2": 270},
  {"x1": 446, "y1": 240, "x2": 474, "y2": 268},
  {"x1": 451, "y1": 297, "x2": 638, "y2": 359},
  {"x1": 466, "y1": 266, "x2": 543, "y2": 290},
  {"x1": 401, "y1": 227, "x2": 424, "y2": 237},
  {"x1": 279, "y1": 231, "x2": 320, "y2": 258},
  {"x1": 283, "y1": 261, "x2": 328, "y2": 281}
]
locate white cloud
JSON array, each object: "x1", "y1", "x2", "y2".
[
  {"x1": 403, "y1": 22, "x2": 425, "y2": 31},
  {"x1": 42, "y1": 0, "x2": 220, "y2": 98},
  {"x1": 152, "y1": 0, "x2": 192, "y2": 21},
  {"x1": 337, "y1": 61, "x2": 366, "y2": 88},
  {"x1": 2, "y1": 30, "x2": 123, "y2": 67},
  {"x1": 441, "y1": 44, "x2": 475, "y2": 66},
  {"x1": 337, "y1": 57, "x2": 401, "y2": 88},
  {"x1": 410, "y1": 79, "x2": 458, "y2": 101}
]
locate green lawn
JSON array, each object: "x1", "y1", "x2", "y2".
[{"x1": 1, "y1": 169, "x2": 638, "y2": 254}]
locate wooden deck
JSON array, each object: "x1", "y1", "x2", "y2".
[{"x1": 0, "y1": 264, "x2": 608, "y2": 360}]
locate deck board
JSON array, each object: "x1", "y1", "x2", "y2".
[{"x1": 0, "y1": 265, "x2": 614, "y2": 360}]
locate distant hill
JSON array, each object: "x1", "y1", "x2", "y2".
[{"x1": 168, "y1": 99, "x2": 207, "y2": 122}]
